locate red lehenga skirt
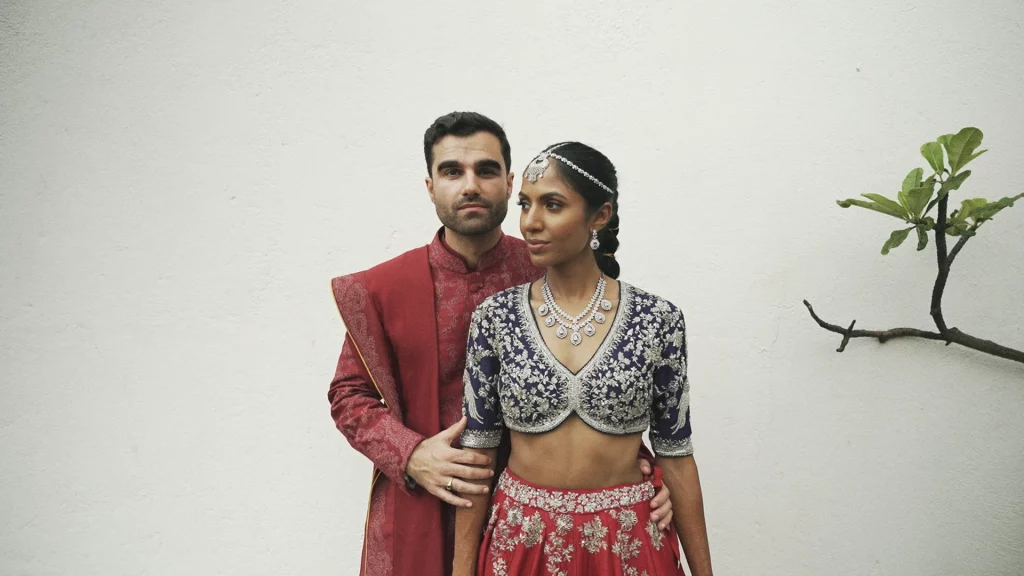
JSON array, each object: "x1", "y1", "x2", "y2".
[{"x1": 478, "y1": 468, "x2": 684, "y2": 576}]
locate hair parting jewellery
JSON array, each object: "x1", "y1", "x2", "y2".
[
  {"x1": 537, "y1": 275, "x2": 613, "y2": 346},
  {"x1": 524, "y1": 144, "x2": 618, "y2": 197}
]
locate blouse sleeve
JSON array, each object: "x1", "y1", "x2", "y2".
[
  {"x1": 461, "y1": 304, "x2": 504, "y2": 449},
  {"x1": 650, "y1": 305, "x2": 694, "y2": 457}
]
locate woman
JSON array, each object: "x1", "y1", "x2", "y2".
[{"x1": 453, "y1": 142, "x2": 713, "y2": 576}]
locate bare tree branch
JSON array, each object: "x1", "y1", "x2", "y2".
[
  {"x1": 803, "y1": 301, "x2": 945, "y2": 348},
  {"x1": 803, "y1": 300, "x2": 1024, "y2": 365}
]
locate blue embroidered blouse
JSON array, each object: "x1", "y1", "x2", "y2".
[{"x1": 460, "y1": 281, "x2": 693, "y2": 457}]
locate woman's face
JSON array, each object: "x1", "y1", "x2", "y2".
[{"x1": 518, "y1": 166, "x2": 610, "y2": 269}]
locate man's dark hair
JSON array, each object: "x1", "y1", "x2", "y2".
[{"x1": 423, "y1": 111, "x2": 512, "y2": 175}]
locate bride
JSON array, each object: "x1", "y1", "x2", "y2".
[{"x1": 453, "y1": 141, "x2": 713, "y2": 576}]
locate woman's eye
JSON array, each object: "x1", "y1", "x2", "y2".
[
  {"x1": 516, "y1": 201, "x2": 528, "y2": 208},
  {"x1": 546, "y1": 202, "x2": 561, "y2": 210}
]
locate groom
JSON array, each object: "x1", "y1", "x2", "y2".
[{"x1": 328, "y1": 111, "x2": 673, "y2": 576}]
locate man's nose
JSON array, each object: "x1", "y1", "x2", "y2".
[{"x1": 461, "y1": 171, "x2": 482, "y2": 196}]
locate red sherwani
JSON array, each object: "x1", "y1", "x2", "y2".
[{"x1": 329, "y1": 231, "x2": 542, "y2": 576}]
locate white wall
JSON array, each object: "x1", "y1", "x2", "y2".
[{"x1": 2, "y1": 1, "x2": 1023, "y2": 574}]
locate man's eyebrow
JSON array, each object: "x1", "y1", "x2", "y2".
[
  {"x1": 475, "y1": 159, "x2": 503, "y2": 172},
  {"x1": 435, "y1": 160, "x2": 462, "y2": 172}
]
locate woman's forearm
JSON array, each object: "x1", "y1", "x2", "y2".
[
  {"x1": 657, "y1": 455, "x2": 713, "y2": 576},
  {"x1": 453, "y1": 448, "x2": 498, "y2": 576}
]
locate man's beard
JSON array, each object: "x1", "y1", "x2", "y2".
[{"x1": 436, "y1": 198, "x2": 508, "y2": 236}]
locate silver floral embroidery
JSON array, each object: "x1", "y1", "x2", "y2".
[
  {"x1": 554, "y1": 514, "x2": 573, "y2": 535},
  {"x1": 492, "y1": 504, "x2": 523, "y2": 552},
  {"x1": 496, "y1": 471, "x2": 654, "y2": 513},
  {"x1": 580, "y1": 517, "x2": 609, "y2": 553},
  {"x1": 612, "y1": 531, "x2": 642, "y2": 560},
  {"x1": 492, "y1": 558, "x2": 508, "y2": 576},
  {"x1": 487, "y1": 503, "x2": 501, "y2": 530},
  {"x1": 544, "y1": 532, "x2": 574, "y2": 576},
  {"x1": 614, "y1": 509, "x2": 639, "y2": 531},
  {"x1": 506, "y1": 504, "x2": 524, "y2": 526},
  {"x1": 521, "y1": 512, "x2": 545, "y2": 547},
  {"x1": 646, "y1": 520, "x2": 665, "y2": 550},
  {"x1": 460, "y1": 282, "x2": 695, "y2": 457}
]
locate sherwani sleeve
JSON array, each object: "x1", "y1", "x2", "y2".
[{"x1": 329, "y1": 334, "x2": 425, "y2": 490}]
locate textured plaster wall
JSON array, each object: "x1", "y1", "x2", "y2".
[{"x1": 2, "y1": 1, "x2": 1023, "y2": 574}]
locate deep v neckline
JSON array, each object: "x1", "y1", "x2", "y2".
[{"x1": 520, "y1": 281, "x2": 631, "y2": 379}]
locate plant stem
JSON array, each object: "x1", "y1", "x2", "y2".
[{"x1": 930, "y1": 194, "x2": 952, "y2": 337}]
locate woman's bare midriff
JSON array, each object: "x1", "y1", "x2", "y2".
[{"x1": 507, "y1": 414, "x2": 645, "y2": 490}]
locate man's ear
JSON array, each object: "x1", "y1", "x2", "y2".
[{"x1": 505, "y1": 172, "x2": 515, "y2": 200}]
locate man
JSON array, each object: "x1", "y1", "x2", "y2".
[{"x1": 328, "y1": 112, "x2": 672, "y2": 576}]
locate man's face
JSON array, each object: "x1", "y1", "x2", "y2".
[{"x1": 426, "y1": 132, "x2": 513, "y2": 236}]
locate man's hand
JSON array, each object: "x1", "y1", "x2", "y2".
[
  {"x1": 406, "y1": 417, "x2": 494, "y2": 508},
  {"x1": 639, "y1": 458, "x2": 674, "y2": 531}
]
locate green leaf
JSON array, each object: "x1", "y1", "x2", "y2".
[
  {"x1": 921, "y1": 142, "x2": 945, "y2": 175},
  {"x1": 902, "y1": 168, "x2": 924, "y2": 194},
  {"x1": 945, "y1": 223, "x2": 967, "y2": 236},
  {"x1": 864, "y1": 193, "x2": 911, "y2": 219},
  {"x1": 937, "y1": 133, "x2": 956, "y2": 149},
  {"x1": 969, "y1": 192, "x2": 1024, "y2": 223},
  {"x1": 838, "y1": 196, "x2": 909, "y2": 220},
  {"x1": 937, "y1": 170, "x2": 971, "y2": 200},
  {"x1": 967, "y1": 149, "x2": 988, "y2": 166},
  {"x1": 906, "y1": 186, "x2": 933, "y2": 219},
  {"x1": 916, "y1": 225, "x2": 929, "y2": 251},
  {"x1": 897, "y1": 190, "x2": 911, "y2": 213},
  {"x1": 881, "y1": 228, "x2": 912, "y2": 255},
  {"x1": 945, "y1": 127, "x2": 984, "y2": 174},
  {"x1": 952, "y1": 198, "x2": 989, "y2": 225}
]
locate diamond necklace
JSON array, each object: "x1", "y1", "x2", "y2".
[{"x1": 537, "y1": 275, "x2": 613, "y2": 346}]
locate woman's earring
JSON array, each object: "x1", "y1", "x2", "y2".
[{"x1": 590, "y1": 230, "x2": 600, "y2": 250}]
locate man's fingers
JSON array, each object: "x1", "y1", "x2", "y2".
[
  {"x1": 441, "y1": 416, "x2": 468, "y2": 443},
  {"x1": 445, "y1": 463, "x2": 495, "y2": 481},
  {"x1": 451, "y1": 449, "x2": 492, "y2": 467},
  {"x1": 452, "y1": 478, "x2": 491, "y2": 496},
  {"x1": 431, "y1": 485, "x2": 473, "y2": 508},
  {"x1": 637, "y1": 458, "x2": 652, "y2": 476}
]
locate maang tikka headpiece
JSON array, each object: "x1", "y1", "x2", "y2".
[{"x1": 524, "y1": 144, "x2": 618, "y2": 198}]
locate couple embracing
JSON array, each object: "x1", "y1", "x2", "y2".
[{"x1": 329, "y1": 111, "x2": 712, "y2": 576}]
